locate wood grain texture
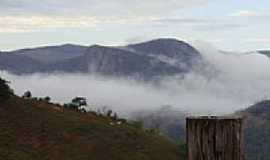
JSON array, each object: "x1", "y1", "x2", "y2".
[{"x1": 187, "y1": 117, "x2": 244, "y2": 160}]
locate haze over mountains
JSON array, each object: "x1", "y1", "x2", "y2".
[
  {"x1": 1, "y1": 38, "x2": 270, "y2": 115},
  {"x1": 257, "y1": 50, "x2": 270, "y2": 58},
  {"x1": 0, "y1": 39, "x2": 202, "y2": 80}
]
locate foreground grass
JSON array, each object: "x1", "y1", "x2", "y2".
[{"x1": 0, "y1": 97, "x2": 183, "y2": 160}]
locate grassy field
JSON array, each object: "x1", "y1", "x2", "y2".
[{"x1": 0, "y1": 97, "x2": 184, "y2": 160}]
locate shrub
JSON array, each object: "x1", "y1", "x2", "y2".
[
  {"x1": 44, "y1": 96, "x2": 51, "y2": 103},
  {"x1": 22, "y1": 91, "x2": 32, "y2": 99},
  {"x1": 0, "y1": 77, "x2": 13, "y2": 102}
]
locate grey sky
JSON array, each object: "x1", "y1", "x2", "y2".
[{"x1": 0, "y1": 0, "x2": 269, "y2": 51}]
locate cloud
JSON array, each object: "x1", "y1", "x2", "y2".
[
  {"x1": 0, "y1": 16, "x2": 247, "y2": 34},
  {"x1": 246, "y1": 38, "x2": 270, "y2": 43},
  {"x1": 2, "y1": 1, "x2": 252, "y2": 33},
  {"x1": 196, "y1": 23, "x2": 247, "y2": 31},
  {"x1": 153, "y1": 18, "x2": 214, "y2": 24},
  {"x1": 151, "y1": 18, "x2": 247, "y2": 31},
  {"x1": 0, "y1": 16, "x2": 99, "y2": 33},
  {"x1": 0, "y1": 0, "x2": 210, "y2": 33},
  {"x1": 0, "y1": 0, "x2": 209, "y2": 17},
  {"x1": 229, "y1": 10, "x2": 263, "y2": 17},
  {"x1": 0, "y1": 15, "x2": 165, "y2": 33},
  {"x1": 1, "y1": 43, "x2": 270, "y2": 116}
]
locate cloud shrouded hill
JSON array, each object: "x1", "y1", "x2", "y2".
[
  {"x1": 0, "y1": 38, "x2": 202, "y2": 80},
  {"x1": 257, "y1": 50, "x2": 270, "y2": 58}
]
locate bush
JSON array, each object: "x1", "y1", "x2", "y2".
[
  {"x1": 44, "y1": 96, "x2": 51, "y2": 103},
  {"x1": 0, "y1": 77, "x2": 13, "y2": 102},
  {"x1": 22, "y1": 91, "x2": 32, "y2": 98},
  {"x1": 63, "y1": 103, "x2": 79, "y2": 111},
  {"x1": 130, "y1": 121, "x2": 143, "y2": 129}
]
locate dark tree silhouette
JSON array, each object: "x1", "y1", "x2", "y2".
[
  {"x1": 44, "y1": 96, "x2": 51, "y2": 103},
  {"x1": 71, "y1": 97, "x2": 87, "y2": 107},
  {"x1": 0, "y1": 77, "x2": 13, "y2": 102},
  {"x1": 106, "y1": 109, "x2": 113, "y2": 117},
  {"x1": 113, "y1": 112, "x2": 118, "y2": 120},
  {"x1": 22, "y1": 91, "x2": 32, "y2": 99}
]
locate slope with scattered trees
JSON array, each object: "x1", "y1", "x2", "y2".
[{"x1": 0, "y1": 77, "x2": 184, "y2": 160}]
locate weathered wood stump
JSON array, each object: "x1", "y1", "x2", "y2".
[{"x1": 186, "y1": 116, "x2": 244, "y2": 160}]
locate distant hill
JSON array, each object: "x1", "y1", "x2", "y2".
[
  {"x1": 257, "y1": 50, "x2": 270, "y2": 58},
  {"x1": 9, "y1": 44, "x2": 88, "y2": 63},
  {"x1": 128, "y1": 38, "x2": 201, "y2": 69},
  {"x1": 0, "y1": 52, "x2": 45, "y2": 74},
  {"x1": 50, "y1": 45, "x2": 184, "y2": 79},
  {"x1": 245, "y1": 100, "x2": 270, "y2": 120},
  {"x1": 132, "y1": 106, "x2": 187, "y2": 141},
  {"x1": 0, "y1": 96, "x2": 184, "y2": 160},
  {"x1": 0, "y1": 38, "x2": 202, "y2": 80},
  {"x1": 236, "y1": 100, "x2": 270, "y2": 160},
  {"x1": 134, "y1": 100, "x2": 270, "y2": 160}
]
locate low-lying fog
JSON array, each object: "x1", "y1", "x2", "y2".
[{"x1": 1, "y1": 43, "x2": 270, "y2": 117}]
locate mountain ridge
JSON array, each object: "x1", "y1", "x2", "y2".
[{"x1": 0, "y1": 38, "x2": 202, "y2": 80}]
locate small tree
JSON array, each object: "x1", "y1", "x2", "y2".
[
  {"x1": 44, "y1": 96, "x2": 51, "y2": 103},
  {"x1": 106, "y1": 109, "x2": 113, "y2": 117},
  {"x1": 22, "y1": 91, "x2": 32, "y2": 99},
  {"x1": 0, "y1": 77, "x2": 13, "y2": 101},
  {"x1": 71, "y1": 97, "x2": 87, "y2": 107},
  {"x1": 64, "y1": 103, "x2": 79, "y2": 111},
  {"x1": 113, "y1": 112, "x2": 118, "y2": 120}
]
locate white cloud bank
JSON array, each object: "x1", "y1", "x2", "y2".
[
  {"x1": 0, "y1": 0, "x2": 210, "y2": 33},
  {"x1": 229, "y1": 10, "x2": 262, "y2": 17},
  {"x1": 1, "y1": 43, "x2": 270, "y2": 117},
  {"x1": 0, "y1": 16, "x2": 99, "y2": 33},
  {"x1": 0, "y1": 0, "x2": 208, "y2": 17}
]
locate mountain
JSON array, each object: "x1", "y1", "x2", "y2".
[
  {"x1": 50, "y1": 45, "x2": 185, "y2": 79},
  {"x1": 10, "y1": 44, "x2": 88, "y2": 63},
  {"x1": 134, "y1": 100, "x2": 270, "y2": 160},
  {"x1": 257, "y1": 50, "x2": 270, "y2": 58},
  {"x1": 0, "y1": 44, "x2": 87, "y2": 74},
  {"x1": 0, "y1": 39, "x2": 202, "y2": 79},
  {"x1": 236, "y1": 100, "x2": 270, "y2": 160},
  {"x1": 128, "y1": 38, "x2": 201, "y2": 69},
  {"x1": 0, "y1": 94, "x2": 184, "y2": 159},
  {"x1": 0, "y1": 52, "x2": 45, "y2": 74},
  {"x1": 132, "y1": 106, "x2": 187, "y2": 141}
]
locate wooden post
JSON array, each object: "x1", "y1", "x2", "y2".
[{"x1": 186, "y1": 116, "x2": 244, "y2": 160}]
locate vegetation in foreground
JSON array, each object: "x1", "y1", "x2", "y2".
[{"x1": 0, "y1": 77, "x2": 184, "y2": 160}]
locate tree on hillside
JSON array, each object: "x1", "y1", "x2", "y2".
[
  {"x1": 106, "y1": 109, "x2": 113, "y2": 117},
  {"x1": 0, "y1": 77, "x2": 13, "y2": 102},
  {"x1": 44, "y1": 96, "x2": 51, "y2": 103},
  {"x1": 22, "y1": 91, "x2": 32, "y2": 99},
  {"x1": 71, "y1": 97, "x2": 87, "y2": 107},
  {"x1": 64, "y1": 97, "x2": 88, "y2": 112}
]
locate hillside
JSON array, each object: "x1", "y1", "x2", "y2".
[
  {"x1": 0, "y1": 96, "x2": 184, "y2": 160},
  {"x1": 13, "y1": 44, "x2": 88, "y2": 63},
  {"x1": 134, "y1": 100, "x2": 270, "y2": 160},
  {"x1": 128, "y1": 39, "x2": 201, "y2": 69},
  {"x1": 257, "y1": 50, "x2": 270, "y2": 58},
  {"x1": 0, "y1": 52, "x2": 45, "y2": 74},
  {"x1": 52, "y1": 45, "x2": 183, "y2": 79},
  {"x1": 236, "y1": 100, "x2": 270, "y2": 160}
]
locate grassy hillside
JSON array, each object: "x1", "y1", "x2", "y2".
[
  {"x1": 236, "y1": 100, "x2": 270, "y2": 160},
  {"x1": 0, "y1": 97, "x2": 184, "y2": 160}
]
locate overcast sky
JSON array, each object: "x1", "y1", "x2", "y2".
[{"x1": 0, "y1": 0, "x2": 269, "y2": 51}]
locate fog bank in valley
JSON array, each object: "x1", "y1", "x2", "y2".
[{"x1": 1, "y1": 43, "x2": 270, "y2": 116}]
